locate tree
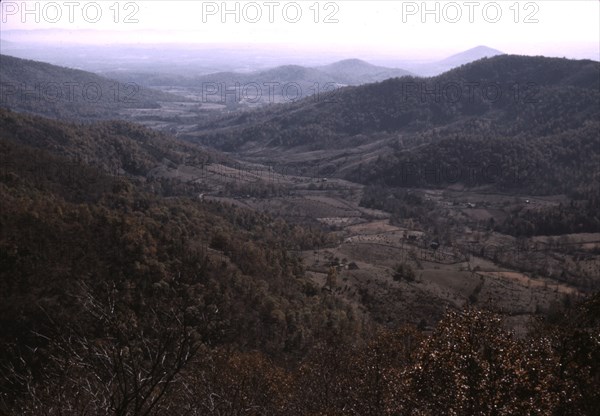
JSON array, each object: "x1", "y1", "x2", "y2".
[
  {"x1": 9, "y1": 284, "x2": 200, "y2": 416},
  {"x1": 326, "y1": 267, "x2": 338, "y2": 290}
]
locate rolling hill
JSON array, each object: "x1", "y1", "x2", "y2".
[
  {"x1": 188, "y1": 55, "x2": 600, "y2": 195},
  {"x1": 316, "y1": 59, "x2": 413, "y2": 85},
  {"x1": 0, "y1": 107, "x2": 217, "y2": 177},
  {"x1": 0, "y1": 108, "x2": 362, "y2": 413},
  {"x1": 0, "y1": 54, "x2": 187, "y2": 120},
  {"x1": 104, "y1": 59, "x2": 413, "y2": 89}
]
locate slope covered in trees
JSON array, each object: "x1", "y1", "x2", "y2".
[
  {"x1": 0, "y1": 54, "x2": 185, "y2": 120},
  {"x1": 0, "y1": 108, "x2": 218, "y2": 177},
  {"x1": 352, "y1": 120, "x2": 600, "y2": 195},
  {"x1": 194, "y1": 55, "x2": 598, "y2": 146},
  {"x1": 1, "y1": 106, "x2": 598, "y2": 415},
  {"x1": 191, "y1": 55, "x2": 599, "y2": 195},
  {"x1": 0, "y1": 111, "x2": 359, "y2": 412}
]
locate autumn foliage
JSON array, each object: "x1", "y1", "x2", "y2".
[{"x1": 1, "y1": 109, "x2": 598, "y2": 415}]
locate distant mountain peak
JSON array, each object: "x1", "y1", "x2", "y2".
[
  {"x1": 331, "y1": 58, "x2": 372, "y2": 66},
  {"x1": 441, "y1": 46, "x2": 504, "y2": 64},
  {"x1": 471, "y1": 45, "x2": 503, "y2": 53}
]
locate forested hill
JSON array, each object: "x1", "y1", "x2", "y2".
[
  {"x1": 0, "y1": 107, "x2": 219, "y2": 177},
  {"x1": 354, "y1": 119, "x2": 600, "y2": 196},
  {"x1": 192, "y1": 55, "x2": 599, "y2": 150},
  {"x1": 354, "y1": 56, "x2": 600, "y2": 195},
  {"x1": 0, "y1": 54, "x2": 185, "y2": 120},
  {"x1": 190, "y1": 55, "x2": 600, "y2": 195},
  {"x1": 1, "y1": 109, "x2": 358, "y2": 412}
]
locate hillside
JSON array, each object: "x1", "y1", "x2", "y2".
[
  {"x1": 2, "y1": 108, "x2": 599, "y2": 416},
  {"x1": 0, "y1": 109, "x2": 360, "y2": 410},
  {"x1": 189, "y1": 55, "x2": 600, "y2": 195},
  {"x1": 0, "y1": 107, "x2": 218, "y2": 177},
  {"x1": 0, "y1": 54, "x2": 186, "y2": 120}
]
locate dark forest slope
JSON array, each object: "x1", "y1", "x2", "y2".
[
  {"x1": 0, "y1": 54, "x2": 186, "y2": 120},
  {"x1": 191, "y1": 55, "x2": 600, "y2": 195}
]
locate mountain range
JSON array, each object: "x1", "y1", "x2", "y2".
[
  {"x1": 188, "y1": 54, "x2": 600, "y2": 195},
  {"x1": 2, "y1": 52, "x2": 598, "y2": 198},
  {"x1": 97, "y1": 47, "x2": 504, "y2": 90},
  {"x1": 104, "y1": 59, "x2": 414, "y2": 89},
  {"x1": 1, "y1": 31, "x2": 505, "y2": 76}
]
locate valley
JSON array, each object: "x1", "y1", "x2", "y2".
[
  {"x1": 1, "y1": 45, "x2": 599, "y2": 414},
  {"x1": 159, "y1": 152, "x2": 597, "y2": 334},
  {"x1": 2, "y1": 53, "x2": 597, "y2": 331},
  {"x1": 5, "y1": 52, "x2": 595, "y2": 333}
]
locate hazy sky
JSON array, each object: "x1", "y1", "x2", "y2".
[{"x1": 1, "y1": 0, "x2": 598, "y2": 60}]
